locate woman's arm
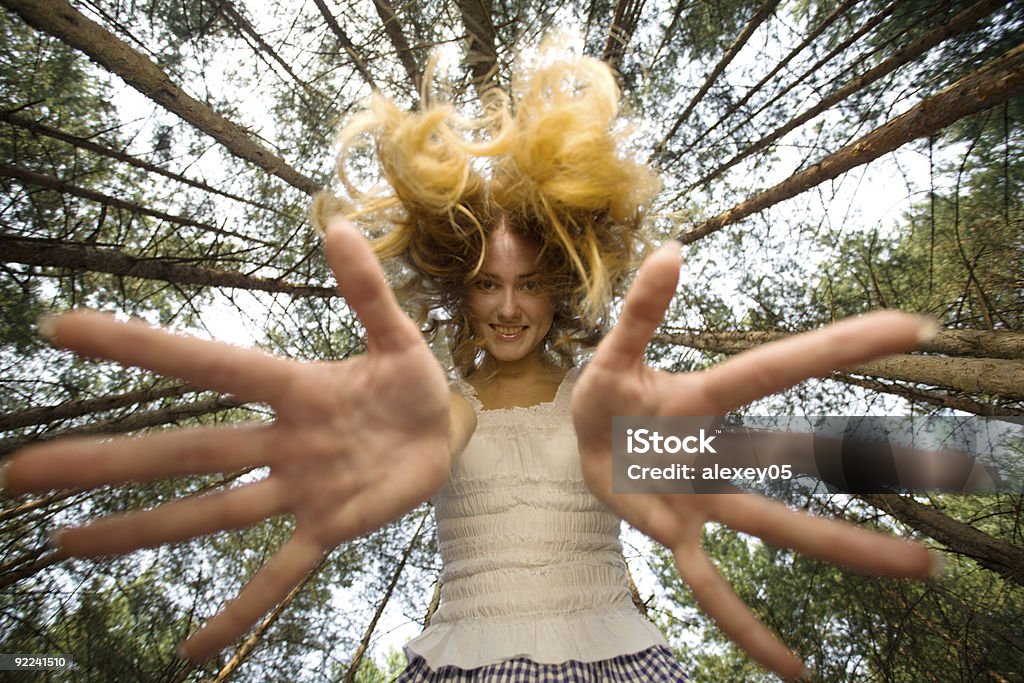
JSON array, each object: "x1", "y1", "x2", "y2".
[
  {"x1": 448, "y1": 391, "x2": 478, "y2": 461},
  {"x1": 2, "y1": 220, "x2": 453, "y2": 661},
  {"x1": 573, "y1": 242, "x2": 940, "y2": 681}
]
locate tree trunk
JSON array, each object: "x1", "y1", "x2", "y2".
[
  {"x1": 835, "y1": 373, "x2": 1022, "y2": 418},
  {"x1": 602, "y1": 0, "x2": 646, "y2": 72},
  {"x1": 0, "y1": 382, "x2": 192, "y2": 431},
  {"x1": 211, "y1": 557, "x2": 327, "y2": 682},
  {"x1": 654, "y1": 0, "x2": 779, "y2": 156},
  {"x1": 373, "y1": 0, "x2": 421, "y2": 96},
  {"x1": 681, "y1": 0, "x2": 1007, "y2": 187},
  {"x1": 343, "y1": 510, "x2": 428, "y2": 682},
  {"x1": 458, "y1": 0, "x2": 499, "y2": 98},
  {"x1": 0, "y1": 396, "x2": 244, "y2": 456},
  {"x1": 2, "y1": 235, "x2": 338, "y2": 299},
  {"x1": 858, "y1": 493, "x2": 1024, "y2": 588},
  {"x1": 0, "y1": 0, "x2": 320, "y2": 195},
  {"x1": 851, "y1": 354, "x2": 1024, "y2": 401},
  {"x1": 658, "y1": 327, "x2": 1024, "y2": 361},
  {"x1": 654, "y1": 330, "x2": 1024, "y2": 400},
  {"x1": 675, "y1": 40, "x2": 1024, "y2": 244}
]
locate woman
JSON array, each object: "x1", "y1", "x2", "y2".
[{"x1": 2, "y1": 51, "x2": 937, "y2": 680}]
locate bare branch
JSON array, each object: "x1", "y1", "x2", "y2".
[
  {"x1": 835, "y1": 373, "x2": 1023, "y2": 418},
  {"x1": 311, "y1": 0, "x2": 379, "y2": 91},
  {"x1": 653, "y1": 0, "x2": 779, "y2": 158},
  {"x1": 343, "y1": 510, "x2": 429, "y2": 682},
  {"x1": 219, "y1": 0, "x2": 319, "y2": 104},
  {"x1": 0, "y1": 163, "x2": 276, "y2": 246},
  {"x1": 684, "y1": 0, "x2": 861, "y2": 153},
  {"x1": 0, "y1": 111, "x2": 288, "y2": 215},
  {"x1": 858, "y1": 493, "x2": 1024, "y2": 587},
  {"x1": 212, "y1": 556, "x2": 328, "y2": 682}
]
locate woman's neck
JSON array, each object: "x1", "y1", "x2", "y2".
[{"x1": 469, "y1": 351, "x2": 568, "y2": 410}]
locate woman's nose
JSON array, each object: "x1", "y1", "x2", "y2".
[{"x1": 497, "y1": 288, "x2": 520, "y2": 318}]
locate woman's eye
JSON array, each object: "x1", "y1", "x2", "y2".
[
  {"x1": 520, "y1": 281, "x2": 539, "y2": 292},
  {"x1": 476, "y1": 279, "x2": 496, "y2": 291}
]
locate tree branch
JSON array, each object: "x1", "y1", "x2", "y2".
[
  {"x1": 0, "y1": 163, "x2": 275, "y2": 246},
  {"x1": 311, "y1": 0, "x2": 379, "y2": 91}
]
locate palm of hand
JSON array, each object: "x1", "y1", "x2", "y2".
[
  {"x1": 3, "y1": 222, "x2": 451, "y2": 660},
  {"x1": 572, "y1": 243, "x2": 934, "y2": 680},
  {"x1": 271, "y1": 347, "x2": 450, "y2": 544}
]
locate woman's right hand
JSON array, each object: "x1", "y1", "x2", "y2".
[{"x1": 1, "y1": 219, "x2": 454, "y2": 660}]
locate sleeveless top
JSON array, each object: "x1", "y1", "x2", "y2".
[{"x1": 403, "y1": 367, "x2": 669, "y2": 669}]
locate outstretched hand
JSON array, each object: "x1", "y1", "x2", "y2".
[
  {"x1": 2, "y1": 220, "x2": 452, "y2": 660},
  {"x1": 572, "y1": 242, "x2": 937, "y2": 680}
]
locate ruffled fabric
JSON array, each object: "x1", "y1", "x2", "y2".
[
  {"x1": 406, "y1": 367, "x2": 669, "y2": 670},
  {"x1": 405, "y1": 608, "x2": 669, "y2": 669}
]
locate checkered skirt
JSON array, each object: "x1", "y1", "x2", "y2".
[{"x1": 394, "y1": 646, "x2": 690, "y2": 682}]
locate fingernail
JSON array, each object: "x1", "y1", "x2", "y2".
[
  {"x1": 793, "y1": 665, "x2": 813, "y2": 682},
  {"x1": 47, "y1": 529, "x2": 65, "y2": 551},
  {"x1": 927, "y1": 549, "x2": 947, "y2": 579},
  {"x1": 915, "y1": 317, "x2": 940, "y2": 344},
  {"x1": 37, "y1": 314, "x2": 57, "y2": 341}
]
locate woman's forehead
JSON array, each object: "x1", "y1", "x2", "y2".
[{"x1": 482, "y1": 228, "x2": 542, "y2": 275}]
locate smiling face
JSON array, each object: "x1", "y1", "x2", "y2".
[{"x1": 466, "y1": 226, "x2": 555, "y2": 368}]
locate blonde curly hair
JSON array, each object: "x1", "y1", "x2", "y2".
[{"x1": 310, "y1": 50, "x2": 660, "y2": 377}]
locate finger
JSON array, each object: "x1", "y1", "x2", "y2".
[
  {"x1": 41, "y1": 311, "x2": 295, "y2": 404},
  {"x1": 3, "y1": 425, "x2": 277, "y2": 495},
  {"x1": 711, "y1": 495, "x2": 933, "y2": 578},
  {"x1": 698, "y1": 311, "x2": 936, "y2": 412},
  {"x1": 592, "y1": 241, "x2": 681, "y2": 371},
  {"x1": 179, "y1": 534, "x2": 323, "y2": 660},
  {"x1": 322, "y1": 218, "x2": 421, "y2": 353},
  {"x1": 53, "y1": 479, "x2": 286, "y2": 557},
  {"x1": 674, "y1": 543, "x2": 805, "y2": 680}
]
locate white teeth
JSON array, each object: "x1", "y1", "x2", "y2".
[{"x1": 493, "y1": 325, "x2": 526, "y2": 335}]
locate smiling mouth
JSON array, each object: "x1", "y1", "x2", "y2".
[{"x1": 491, "y1": 324, "x2": 527, "y2": 338}]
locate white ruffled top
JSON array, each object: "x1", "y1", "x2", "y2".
[{"x1": 404, "y1": 367, "x2": 668, "y2": 669}]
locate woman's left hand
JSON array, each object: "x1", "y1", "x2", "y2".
[{"x1": 572, "y1": 242, "x2": 936, "y2": 681}]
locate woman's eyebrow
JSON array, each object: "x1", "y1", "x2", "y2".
[{"x1": 475, "y1": 271, "x2": 540, "y2": 280}]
